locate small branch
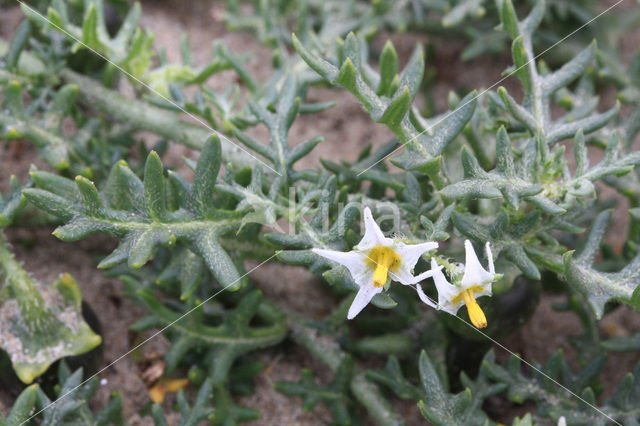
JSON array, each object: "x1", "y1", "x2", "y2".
[
  {"x1": 0, "y1": 111, "x2": 70, "y2": 169},
  {"x1": 219, "y1": 236, "x2": 277, "y2": 261},
  {"x1": 287, "y1": 313, "x2": 345, "y2": 371},
  {"x1": 351, "y1": 372, "x2": 406, "y2": 426}
]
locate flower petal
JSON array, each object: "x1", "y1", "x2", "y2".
[
  {"x1": 430, "y1": 258, "x2": 463, "y2": 312},
  {"x1": 313, "y1": 248, "x2": 366, "y2": 276},
  {"x1": 486, "y1": 242, "x2": 495, "y2": 275},
  {"x1": 392, "y1": 263, "x2": 442, "y2": 285},
  {"x1": 416, "y1": 284, "x2": 437, "y2": 308},
  {"x1": 356, "y1": 207, "x2": 391, "y2": 250},
  {"x1": 347, "y1": 283, "x2": 383, "y2": 319},
  {"x1": 460, "y1": 240, "x2": 494, "y2": 289},
  {"x1": 394, "y1": 241, "x2": 438, "y2": 271}
]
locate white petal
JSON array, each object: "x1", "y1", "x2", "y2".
[
  {"x1": 416, "y1": 284, "x2": 437, "y2": 308},
  {"x1": 312, "y1": 248, "x2": 361, "y2": 269},
  {"x1": 392, "y1": 263, "x2": 442, "y2": 285},
  {"x1": 430, "y1": 258, "x2": 463, "y2": 309},
  {"x1": 347, "y1": 283, "x2": 383, "y2": 319},
  {"x1": 463, "y1": 240, "x2": 484, "y2": 276},
  {"x1": 438, "y1": 301, "x2": 463, "y2": 316},
  {"x1": 460, "y1": 240, "x2": 494, "y2": 289},
  {"x1": 486, "y1": 242, "x2": 495, "y2": 275},
  {"x1": 394, "y1": 241, "x2": 438, "y2": 271},
  {"x1": 474, "y1": 284, "x2": 492, "y2": 299},
  {"x1": 415, "y1": 260, "x2": 464, "y2": 315},
  {"x1": 312, "y1": 249, "x2": 369, "y2": 282},
  {"x1": 557, "y1": 417, "x2": 566, "y2": 426},
  {"x1": 356, "y1": 207, "x2": 391, "y2": 250}
]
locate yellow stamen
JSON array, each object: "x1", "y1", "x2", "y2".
[
  {"x1": 461, "y1": 289, "x2": 487, "y2": 328},
  {"x1": 368, "y1": 246, "x2": 400, "y2": 288}
]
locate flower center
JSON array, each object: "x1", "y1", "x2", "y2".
[
  {"x1": 460, "y1": 288, "x2": 487, "y2": 329},
  {"x1": 368, "y1": 246, "x2": 400, "y2": 288}
]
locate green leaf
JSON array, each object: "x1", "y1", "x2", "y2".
[
  {"x1": 500, "y1": 0, "x2": 519, "y2": 39},
  {"x1": 442, "y1": 130, "x2": 559, "y2": 213},
  {"x1": 367, "y1": 356, "x2": 423, "y2": 400},
  {"x1": 81, "y1": 3, "x2": 104, "y2": 51},
  {"x1": 337, "y1": 57, "x2": 358, "y2": 91},
  {"x1": 396, "y1": 45, "x2": 424, "y2": 101},
  {"x1": 144, "y1": 151, "x2": 169, "y2": 221},
  {"x1": 19, "y1": 363, "x2": 124, "y2": 425},
  {"x1": 275, "y1": 357, "x2": 353, "y2": 424},
  {"x1": 370, "y1": 292, "x2": 398, "y2": 309},
  {"x1": 4, "y1": 384, "x2": 37, "y2": 425},
  {"x1": 442, "y1": 0, "x2": 485, "y2": 28},
  {"x1": 417, "y1": 350, "x2": 498, "y2": 425},
  {"x1": 377, "y1": 41, "x2": 398, "y2": 96},
  {"x1": 542, "y1": 41, "x2": 596, "y2": 95},
  {"x1": 24, "y1": 150, "x2": 247, "y2": 290},
  {"x1": 193, "y1": 135, "x2": 222, "y2": 218},
  {"x1": 151, "y1": 380, "x2": 214, "y2": 426},
  {"x1": 192, "y1": 228, "x2": 244, "y2": 290},
  {"x1": 394, "y1": 91, "x2": 477, "y2": 172},
  {"x1": 563, "y1": 210, "x2": 640, "y2": 318},
  {"x1": 0, "y1": 234, "x2": 101, "y2": 384},
  {"x1": 380, "y1": 86, "x2": 412, "y2": 131},
  {"x1": 602, "y1": 332, "x2": 640, "y2": 352},
  {"x1": 126, "y1": 278, "x2": 286, "y2": 386},
  {"x1": 293, "y1": 33, "x2": 474, "y2": 178},
  {"x1": 0, "y1": 174, "x2": 30, "y2": 227},
  {"x1": 3, "y1": 20, "x2": 31, "y2": 70}
]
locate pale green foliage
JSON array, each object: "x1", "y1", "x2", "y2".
[
  {"x1": 564, "y1": 210, "x2": 640, "y2": 318},
  {"x1": 125, "y1": 277, "x2": 287, "y2": 384},
  {"x1": 293, "y1": 31, "x2": 477, "y2": 181},
  {"x1": 21, "y1": 0, "x2": 239, "y2": 96},
  {"x1": 0, "y1": 236, "x2": 101, "y2": 384},
  {"x1": 0, "y1": 176, "x2": 100, "y2": 385},
  {"x1": 275, "y1": 356, "x2": 353, "y2": 423},
  {"x1": 2, "y1": 0, "x2": 640, "y2": 425},
  {"x1": 482, "y1": 349, "x2": 640, "y2": 425},
  {"x1": 24, "y1": 136, "x2": 250, "y2": 290}
]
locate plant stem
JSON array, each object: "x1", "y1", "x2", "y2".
[
  {"x1": 0, "y1": 111, "x2": 70, "y2": 169},
  {"x1": 351, "y1": 372, "x2": 406, "y2": 425},
  {"x1": 220, "y1": 236, "x2": 276, "y2": 261},
  {"x1": 59, "y1": 69, "x2": 263, "y2": 169}
]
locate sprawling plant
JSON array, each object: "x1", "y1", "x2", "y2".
[{"x1": 1, "y1": 0, "x2": 640, "y2": 424}]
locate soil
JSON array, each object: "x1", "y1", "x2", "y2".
[{"x1": 1, "y1": 0, "x2": 640, "y2": 425}]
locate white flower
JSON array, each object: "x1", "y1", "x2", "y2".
[
  {"x1": 312, "y1": 207, "x2": 439, "y2": 319},
  {"x1": 557, "y1": 417, "x2": 566, "y2": 426},
  {"x1": 417, "y1": 240, "x2": 495, "y2": 328}
]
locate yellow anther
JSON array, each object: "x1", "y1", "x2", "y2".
[
  {"x1": 369, "y1": 246, "x2": 400, "y2": 288},
  {"x1": 461, "y1": 289, "x2": 487, "y2": 329}
]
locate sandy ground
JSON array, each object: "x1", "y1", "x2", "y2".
[{"x1": 1, "y1": 0, "x2": 639, "y2": 424}]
